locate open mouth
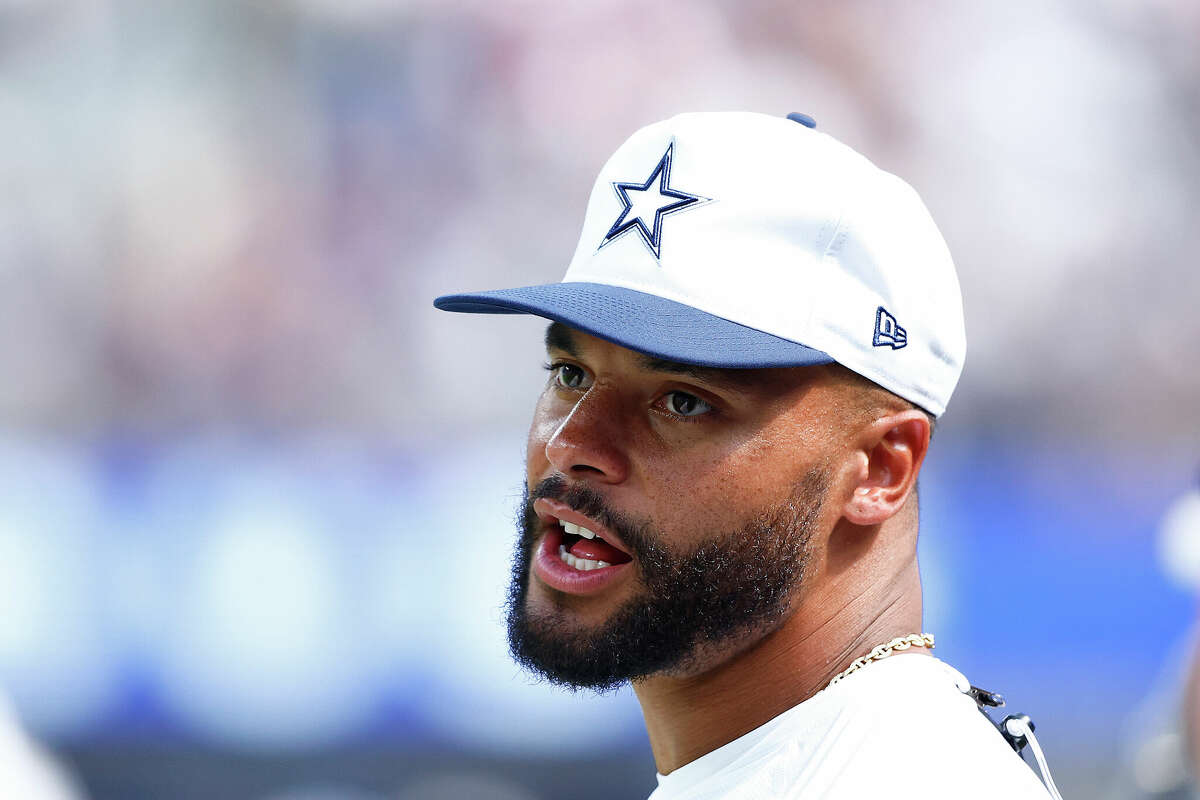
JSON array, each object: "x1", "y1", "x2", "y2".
[
  {"x1": 530, "y1": 497, "x2": 636, "y2": 594},
  {"x1": 556, "y1": 518, "x2": 634, "y2": 571}
]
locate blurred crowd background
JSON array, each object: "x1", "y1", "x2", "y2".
[{"x1": 1, "y1": 0, "x2": 1199, "y2": 798}]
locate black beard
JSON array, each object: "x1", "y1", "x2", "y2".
[{"x1": 505, "y1": 470, "x2": 827, "y2": 692}]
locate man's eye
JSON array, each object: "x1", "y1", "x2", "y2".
[
  {"x1": 665, "y1": 391, "x2": 712, "y2": 417},
  {"x1": 554, "y1": 364, "x2": 587, "y2": 390}
]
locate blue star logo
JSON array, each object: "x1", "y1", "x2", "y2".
[{"x1": 599, "y1": 142, "x2": 709, "y2": 259}]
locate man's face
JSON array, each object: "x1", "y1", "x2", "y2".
[{"x1": 507, "y1": 324, "x2": 850, "y2": 690}]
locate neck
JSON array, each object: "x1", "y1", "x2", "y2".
[{"x1": 633, "y1": 554, "x2": 923, "y2": 775}]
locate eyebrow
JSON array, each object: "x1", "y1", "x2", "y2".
[
  {"x1": 544, "y1": 321, "x2": 580, "y2": 357},
  {"x1": 544, "y1": 322, "x2": 760, "y2": 392}
]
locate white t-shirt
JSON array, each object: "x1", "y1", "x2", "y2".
[{"x1": 649, "y1": 654, "x2": 1052, "y2": 800}]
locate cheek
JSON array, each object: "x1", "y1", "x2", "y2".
[
  {"x1": 639, "y1": 434, "x2": 824, "y2": 533},
  {"x1": 634, "y1": 448, "x2": 772, "y2": 531}
]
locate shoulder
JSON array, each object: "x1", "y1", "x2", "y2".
[
  {"x1": 647, "y1": 655, "x2": 1054, "y2": 800},
  {"x1": 818, "y1": 655, "x2": 1052, "y2": 799}
]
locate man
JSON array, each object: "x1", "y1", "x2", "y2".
[{"x1": 435, "y1": 111, "x2": 1056, "y2": 798}]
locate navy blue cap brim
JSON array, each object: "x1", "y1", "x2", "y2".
[{"x1": 434, "y1": 282, "x2": 833, "y2": 369}]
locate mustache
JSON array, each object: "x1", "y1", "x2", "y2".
[{"x1": 526, "y1": 474, "x2": 650, "y2": 556}]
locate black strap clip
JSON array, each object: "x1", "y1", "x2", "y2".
[{"x1": 967, "y1": 684, "x2": 1006, "y2": 708}]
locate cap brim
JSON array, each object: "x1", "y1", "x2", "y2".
[{"x1": 434, "y1": 282, "x2": 833, "y2": 369}]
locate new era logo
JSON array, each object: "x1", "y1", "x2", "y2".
[{"x1": 873, "y1": 307, "x2": 907, "y2": 349}]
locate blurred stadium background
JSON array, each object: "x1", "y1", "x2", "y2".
[{"x1": 1, "y1": 0, "x2": 1199, "y2": 797}]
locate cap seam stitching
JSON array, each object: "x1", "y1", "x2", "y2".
[{"x1": 808, "y1": 173, "x2": 854, "y2": 339}]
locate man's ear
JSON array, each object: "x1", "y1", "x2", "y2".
[{"x1": 842, "y1": 409, "x2": 931, "y2": 526}]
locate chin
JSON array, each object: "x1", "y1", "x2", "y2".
[{"x1": 525, "y1": 573, "x2": 633, "y2": 629}]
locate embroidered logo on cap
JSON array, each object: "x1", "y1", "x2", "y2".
[
  {"x1": 599, "y1": 141, "x2": 709, "y2": 260},
  {"x1": 873, "y1": 306, "x2": 907, "y2": 349}
]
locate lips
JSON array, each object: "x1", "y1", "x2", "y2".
[{"x1": 530, "y1": 497, "x2": 634, "y2": 596}]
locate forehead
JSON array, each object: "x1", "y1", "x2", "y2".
[{"x1": 544, "y1": 322, "x2": 822, "y2": 395}]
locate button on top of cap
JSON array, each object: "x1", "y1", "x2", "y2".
[{"x1": 786, "y1": 112, "x2": 817, "y2": 128}]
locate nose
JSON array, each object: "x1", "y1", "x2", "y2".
[{"x1": 543, "y1": 384, "x2": 631, "y2": 485}]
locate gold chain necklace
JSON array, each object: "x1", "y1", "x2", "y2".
[{"x1": 825, "y1": 632, "x2": 935, "y2": 689}]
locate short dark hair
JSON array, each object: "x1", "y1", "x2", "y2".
[{"x1": 828, "y1": 363, "x2": 937, "y2": 439}]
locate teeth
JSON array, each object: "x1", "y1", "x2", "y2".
[
  {"x1": 557, "y1": 544, "x2": 610, "y2": 572},
  {"x1": 557, "y1": 519, "x2": 597, "y2": 539}
]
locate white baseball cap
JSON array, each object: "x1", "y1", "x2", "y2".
[{"x1": 435, "y1": 111, "x2": 965, "y2": 416}]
